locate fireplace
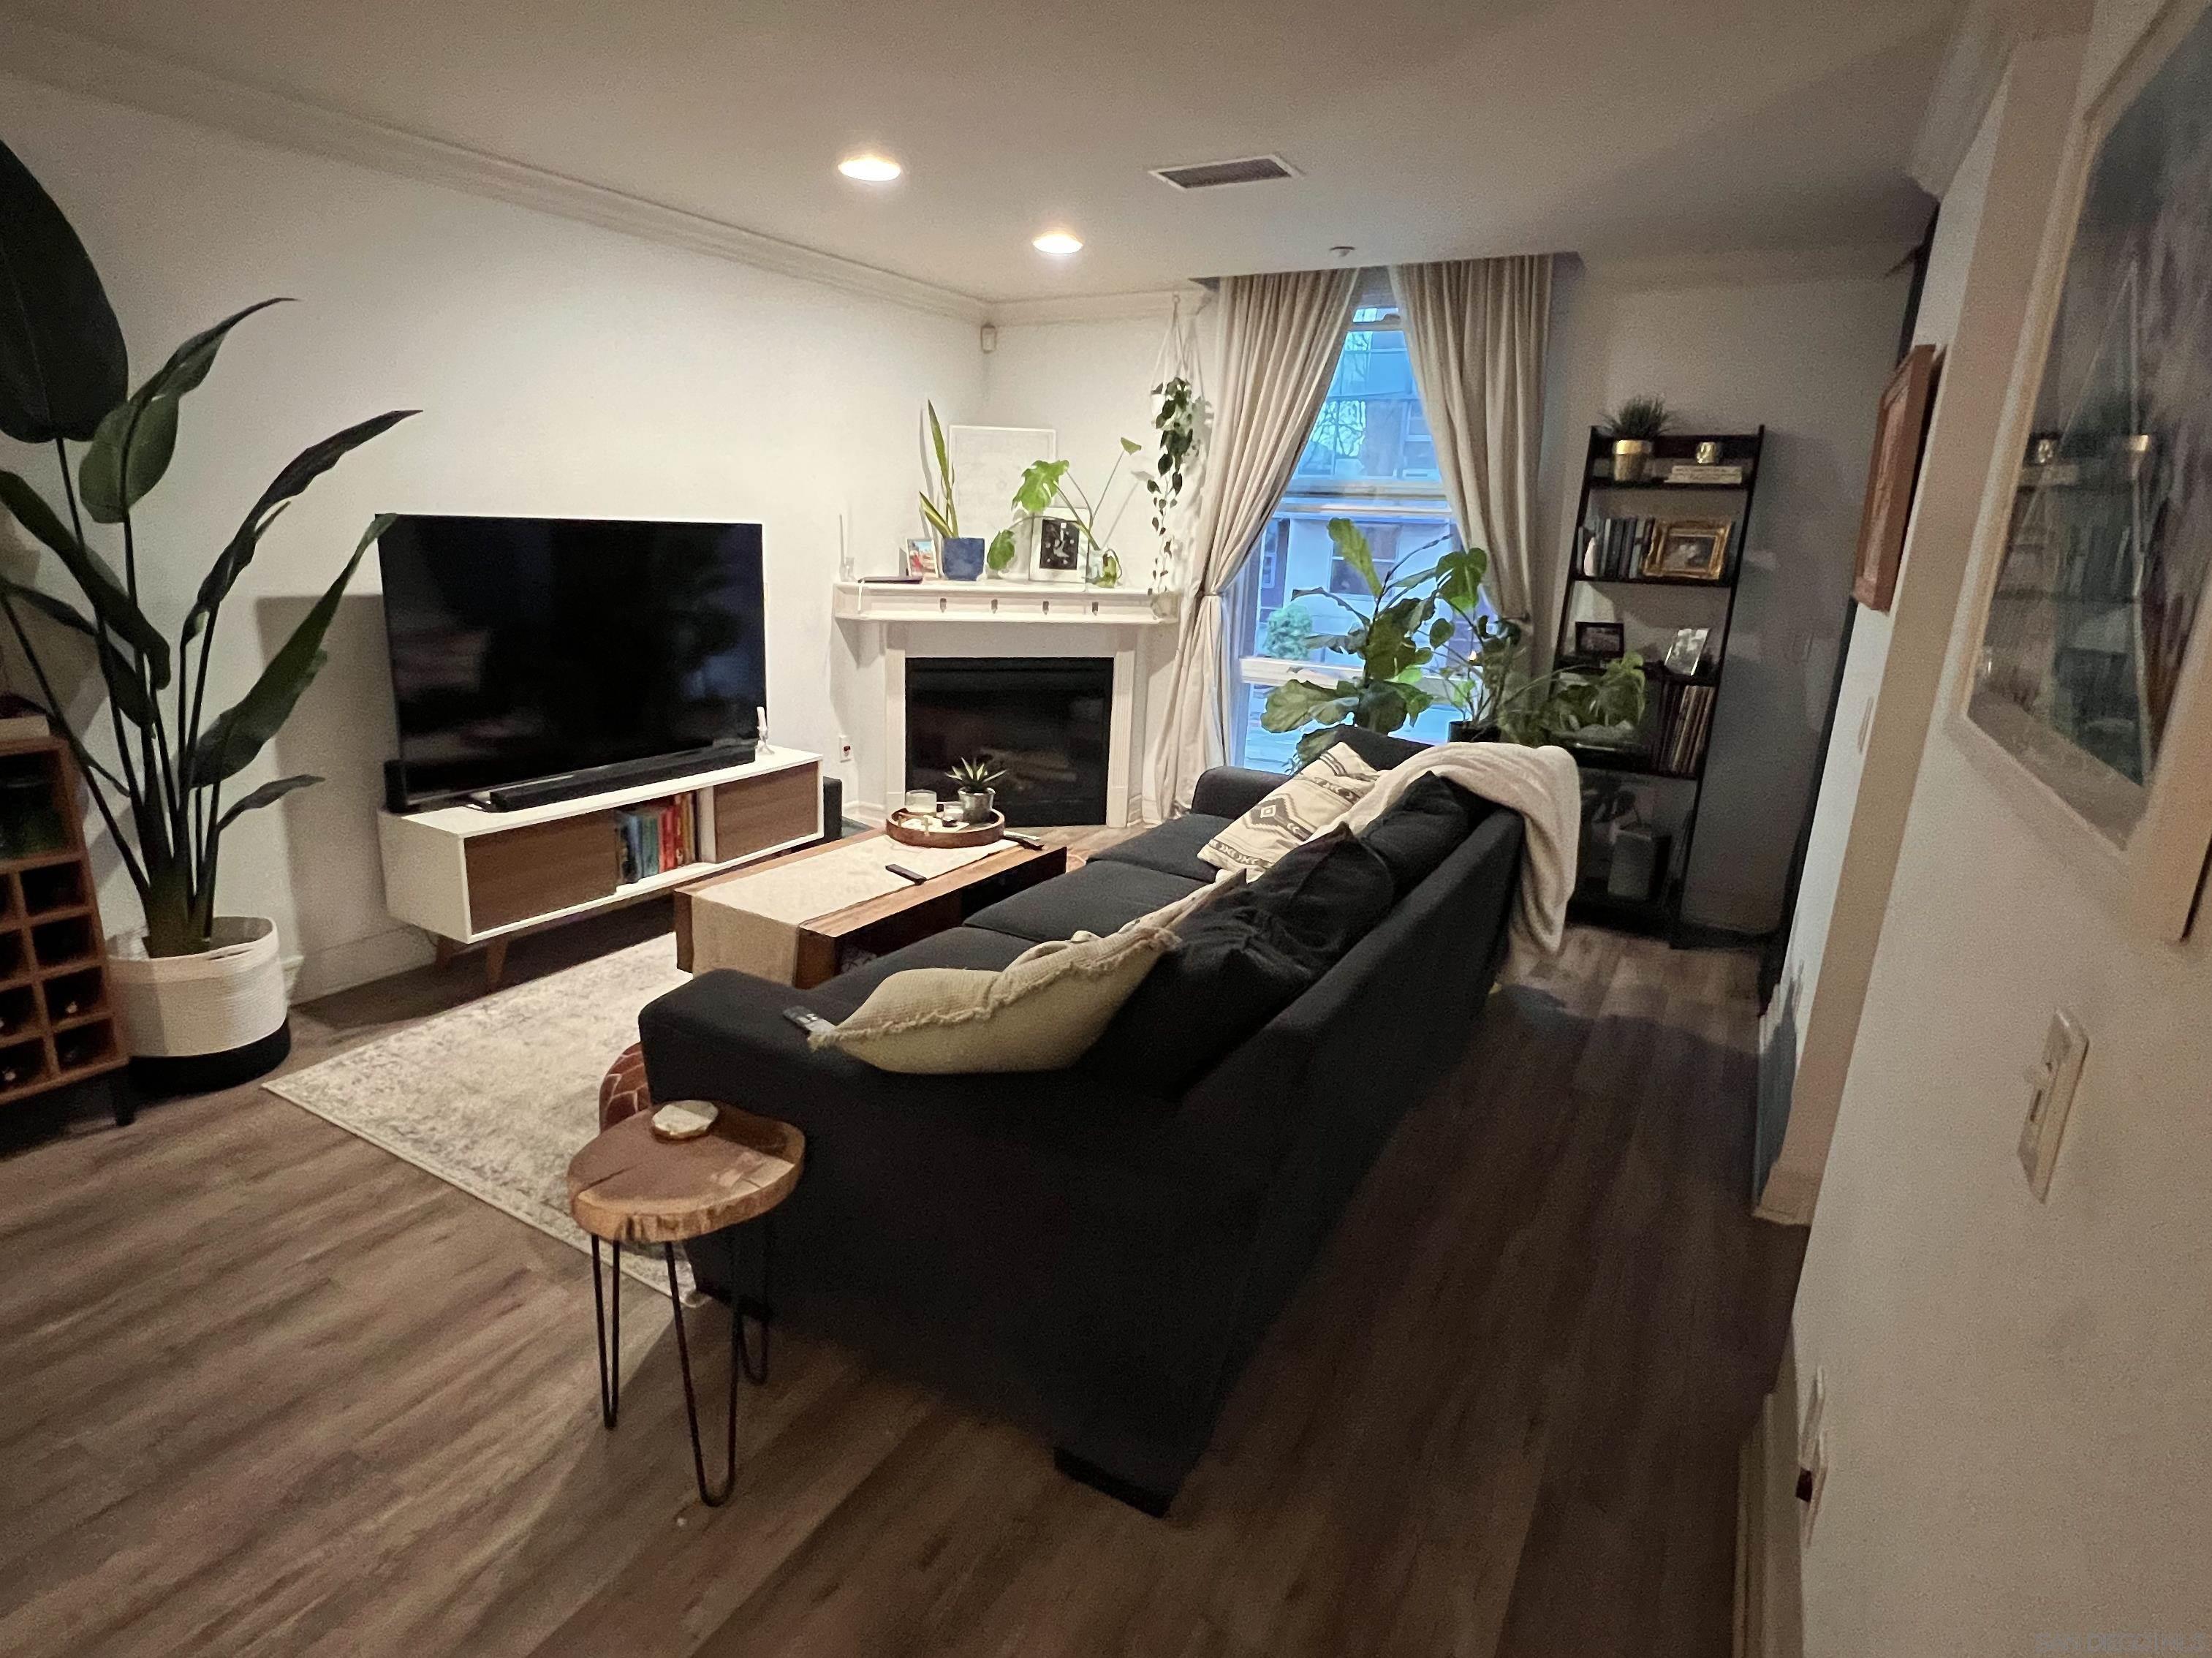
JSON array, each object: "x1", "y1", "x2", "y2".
[{"x1": 905, "y1": 656, "x2": 1113, "y2": 826}]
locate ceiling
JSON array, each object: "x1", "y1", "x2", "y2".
[{"x1": 7, "y1": 0, "x2": 1957, "y2": 306}]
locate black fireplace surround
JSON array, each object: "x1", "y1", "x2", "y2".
[{"x1": 906, "y1": 656, "x2": 1111, "y2": 825}]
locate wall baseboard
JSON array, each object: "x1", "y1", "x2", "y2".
[{"x1": 282, "y1": 925, "x2": 437, "y2": 1005}]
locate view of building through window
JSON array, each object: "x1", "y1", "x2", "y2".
[{"x1": 1225, "y1": 303, "x2": 1480, "y2": 769}]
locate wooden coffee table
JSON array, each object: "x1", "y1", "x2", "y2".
[
  {"x1": 567, "y1": 1106, "x2": 804, "y2": 1506},
  {"x1": 674, "y1": 828, "x2": 1067, "y2": 987}
]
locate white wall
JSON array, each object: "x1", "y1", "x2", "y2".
[
  {"x1": 0, "y1": 75, "x2": 984, "y2": 996},
  {"x1": 1537, "y1": 256, "x2": 1912, "y2": 931},
  {"x1": 1792, "y1": 0, "x2": 2212, "y2": 1646},
  {"x1": 1757, "y1": 31, "x2": 2089, "y2": 1216}
]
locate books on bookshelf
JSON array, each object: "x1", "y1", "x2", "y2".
[
  {"x1": 614, "y1": 795, "x2": 700, "y2": 883},
  {"x1": 1580, "y1": 515, "x2": 1665, "y2": 579},
  {"x1": 1648, "y1": 680, "x2": 1718, "y2": 776}
]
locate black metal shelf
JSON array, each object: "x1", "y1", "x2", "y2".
[
  {"x1": 1567, "y1": 572, "x2": 1738, "y2": 591},
  {"x1": 1558, "y1": 425, "x2": 1765, "y2": 945}
]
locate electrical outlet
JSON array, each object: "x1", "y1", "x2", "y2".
[
  {"x1": 1798, "y1": 1368, "x2": 1827, "y2": 1469},
  {"x1": 837, "y1": 733, "x2": 854, "y2": 763},
  {"x1": 2018, "y1": 1010, "x2": 2088, "y2": 1201}
]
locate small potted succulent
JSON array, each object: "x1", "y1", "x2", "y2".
[
  {"x1": 947, "y1": 757, "x2": 1005, "y2": 825},
  {"x1": 1604, "y1": 395, "x2": 1673, "y2": 483}
]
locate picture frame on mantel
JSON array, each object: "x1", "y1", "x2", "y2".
[
  {"x1": 1952, "y1": 0, "x2": 2212, "y2": 942},
  {"x1": 1032, "y1": 512, "x2": 1086, "y2": 584},
  {"x1": 1851, "y1": 342, "x2": 1942, "y2": 613}
]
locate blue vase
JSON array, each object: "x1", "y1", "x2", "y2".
[{"x1": 939, "y1": 537, "x2": 986, "y2": 580}]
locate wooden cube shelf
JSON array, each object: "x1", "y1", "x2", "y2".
[{"x1": 0, "y1": 738, "x2": 129, "y2": 1114}]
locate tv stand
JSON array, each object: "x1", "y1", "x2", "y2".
[{"x1": 379, "y1": 745, "x2": 821, "y2": 987}]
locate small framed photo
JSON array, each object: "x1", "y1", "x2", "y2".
[
  {"x1": 1574, "y1": 621, "x2": 1626, "y2": 660},
  {"x1": 1643, "y1": 519, "x2": 1732, "y2": 581},
  {"x1": 1032, "y1": 513, "x2": 1084, "y2": 583},
  {"x1": 904, "y1": 537, "x2": 939, "y2": 579}
]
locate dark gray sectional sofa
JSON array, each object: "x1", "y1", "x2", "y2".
[{"x1": 636, "y1": 733, "x2": 1525, "y2": 1512}]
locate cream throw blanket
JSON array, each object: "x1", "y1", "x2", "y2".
[{"x1": 1336, "y1": 742, "x2": 1581, "y2": 975}]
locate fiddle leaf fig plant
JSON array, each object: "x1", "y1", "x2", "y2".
[
  {"x1": 0, "y1": 134, "x2": 415, "y2": 955},
  {"x1": 1260, "y1": 519, "x2": 1648, "y2": 767}
]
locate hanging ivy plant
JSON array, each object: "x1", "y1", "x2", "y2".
[{"x1": 1143, "y1": 376, "x2": 1199, "y2": 588}]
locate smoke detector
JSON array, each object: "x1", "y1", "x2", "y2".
[{"x1": 1150, "y1": 154, "x2": 1299, "y2": 191}]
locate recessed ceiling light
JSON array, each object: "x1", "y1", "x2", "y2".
[
  {"x1": 1032, "y1": 230, "x2": 1083, "y2": 256},
  {"x1": 838, "y1": 154, "x2": 902, "y2": 183}
]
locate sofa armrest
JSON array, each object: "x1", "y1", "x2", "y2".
[{"x1": 1189, "y1": 765, "x2": 1282, "y2": 819}]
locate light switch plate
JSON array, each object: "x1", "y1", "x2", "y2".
[{"x1": 2018, "y1": 1010, "x2": 2088, "y2": 1201}]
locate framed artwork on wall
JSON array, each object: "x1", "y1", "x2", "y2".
[
  {"x1": 1852, "y1": 343, "x2": 1943, "y2": 612},
  {"x1": 1956, "y1": 0, "x2": 2212, "y2": 939}
]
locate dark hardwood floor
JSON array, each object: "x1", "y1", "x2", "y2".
[{"x1": 0, "y1": 905, "x2": 1801, "y2": 1657}]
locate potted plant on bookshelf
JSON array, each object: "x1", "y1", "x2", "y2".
[
  {"x1": 946, "y1": 757, "x2": 1004, "y2": 825},
  {"x1": 1604, "y1": 395, "x2": 1673, "y2": 483},
  {"x1": 0, "y1": 135, "x2": 414, "y2": 1093},
  {"x1": 917, "y1": 402, "x2": 985, "y2": 580}
]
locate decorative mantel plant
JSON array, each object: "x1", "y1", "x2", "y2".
[{"x1": 0, "y1": 135, "x2": 414, "y2": 959}]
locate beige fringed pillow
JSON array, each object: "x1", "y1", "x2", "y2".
[
  {"x1": 808, "y1": 923, "x2": 1175, "y2": 1074},
  {"x1": 1198, "y1": 743, "x2": 1379, "y2": 874}
]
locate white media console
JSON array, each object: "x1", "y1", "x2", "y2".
[{"x1": 378, "y1": 744, "x2": 822, "y2": 984}]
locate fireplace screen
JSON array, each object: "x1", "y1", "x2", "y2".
[{"x1": 906, "y1": 657, "x2": 1112, "y2": 826}]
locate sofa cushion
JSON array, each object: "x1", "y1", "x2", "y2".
[
  {"x1": 809, "y1": 923, "x2": 1175, "y2": 1075},
  {"x1": 813, "y1": 925, "x2": 1035, "y2": 1020},
  {"x1": 1198, "y1": 743, "x2": 1379, "y2": 874},
  {"x1": 1080, "y1": 892, "x2": 1326, "y2": 1095},
  {"x1": 1355, "y1": 773, "x2": 1480, "y2": 897},
  {"x1": 1086, "y1": 813, "x2": 1235, "y2": 883},
  {"x1": 1247, "y1": 822, "x2": 1398, "y2": 959},
  {"x1": 965, "y1": 859, "x2": 1205, "y2": 944}
]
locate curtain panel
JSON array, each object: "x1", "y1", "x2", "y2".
[
  {"x1": 1150, "y1": 267, "x2": 1359, "y2": 814},
  {"x1": 1387, "y1": 254, "x2": 1554, "y2": 622}
]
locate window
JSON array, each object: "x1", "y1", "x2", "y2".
[{"x1": 1224, "y1": 299, "x2": 1480, "y2": 770}]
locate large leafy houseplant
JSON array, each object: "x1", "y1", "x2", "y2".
[
  {"x1": 0, "y1": 135, "x2": 414, "y2": 956},
  {"x1": 1260, "y1": 520, "x2": 1646, "y2": 766}
]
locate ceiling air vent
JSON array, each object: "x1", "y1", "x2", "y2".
[{"x1": 1150, "y1": 154, "x2": 1298, "y2": 191}]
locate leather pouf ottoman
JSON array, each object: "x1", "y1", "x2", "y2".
[{"x1": 598, "y1": 1041, "x2": 654, "y2": 1130}]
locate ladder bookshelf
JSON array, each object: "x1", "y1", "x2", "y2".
[{"x1": 1555, "y1": 425, "x2": 1765, "y2": 936}]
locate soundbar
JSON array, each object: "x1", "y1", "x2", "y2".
[{"x1": 458, "y1": 742, "x2": 760, "y2": 811}]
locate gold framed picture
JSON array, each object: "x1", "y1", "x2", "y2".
[
  {"x1": 1643, "y1": 519, "x2": 1732, "y2": 581},
  {"x1": 1852, "y1": 343, "x2": 1942, "y2": 612}
]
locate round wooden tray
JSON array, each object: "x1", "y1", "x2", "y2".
[{"x1": 885, "y1": 809, "x2": 1005, "y2": 849}]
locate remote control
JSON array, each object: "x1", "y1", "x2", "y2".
[
  {"x1": 782, "y1": 1006, "x2": 838, "y2": 1036},
  {"x1": 885, "y1": 863, "x2": 928, "y2": 883},
  {"x1": 1003, "y1": 830, "x2": 1044, "y2": 849}
]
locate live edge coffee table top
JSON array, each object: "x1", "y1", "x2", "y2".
[
  {"x1": 674, "y1": 828, "x2": 1067, "y2": 987},
  {"x1": 567, "y1": 1108, "x2": 804, "y2": 1247}
]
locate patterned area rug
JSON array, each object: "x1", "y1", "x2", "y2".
[{"x1": 266, "y1": 935, "x2": 689, "y2": 1290}]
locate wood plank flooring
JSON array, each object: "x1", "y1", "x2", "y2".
[{"x1": 0, "y1": 897, "x2": 1800, "y2": 1657}]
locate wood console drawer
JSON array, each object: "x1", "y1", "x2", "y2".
[
  {"x1": 465, "y1": 814, "x2": 621, "y2": 933},
  {"x1": 713, "y1": 763, "x2": 819, "y2": 861}
]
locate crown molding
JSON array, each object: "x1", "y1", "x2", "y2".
[
  {"x1": 0, "y1": 15, "x2": 991, "y2": 325},
  {"x1": 982, "y1": 287, "x2": 1211, "y2": 328}
]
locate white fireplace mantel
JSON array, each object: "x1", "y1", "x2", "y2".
[
  {"x1": 832, "y1": 579, "x2": 1180, "y2": 628},
  {"x1": 833, "y1": 582, "x2": 1179, "y2": 828}
]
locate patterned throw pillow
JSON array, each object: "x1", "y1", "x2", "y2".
[{"x1": 1198, "y1": 743, "x2": 1380, "y2": 874}]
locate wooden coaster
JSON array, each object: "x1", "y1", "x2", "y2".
[{"x1": 649, "y1": 1099, "x2": 720, "y2": 1142}]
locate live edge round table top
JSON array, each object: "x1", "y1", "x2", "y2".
[{"x1": 567, "y1": 1106, "x2": 805, "y2": 1248}]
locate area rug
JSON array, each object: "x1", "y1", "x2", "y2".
[{"x1": 265, "y1": 935, "x2": 689, "y2": 1291}]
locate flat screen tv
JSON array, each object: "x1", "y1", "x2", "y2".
[{"x1": 377, "y1": 515, "x2": 767, "y2": 806}]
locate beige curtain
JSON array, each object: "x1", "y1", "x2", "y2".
[
  {"x1": 1151, "y1": 268, "x2": 1359, "y2": 813},
  {"x1": 1387, "y1": 255, "x2": 1553, "y2": 621}
]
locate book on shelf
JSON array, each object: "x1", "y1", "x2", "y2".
[
  {"x1": 1580, "y1": 514, "x2": 1667, "y2": 580},
  {"x1": 613, "y1": 794, "x2": 700, "y2": 883}
]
